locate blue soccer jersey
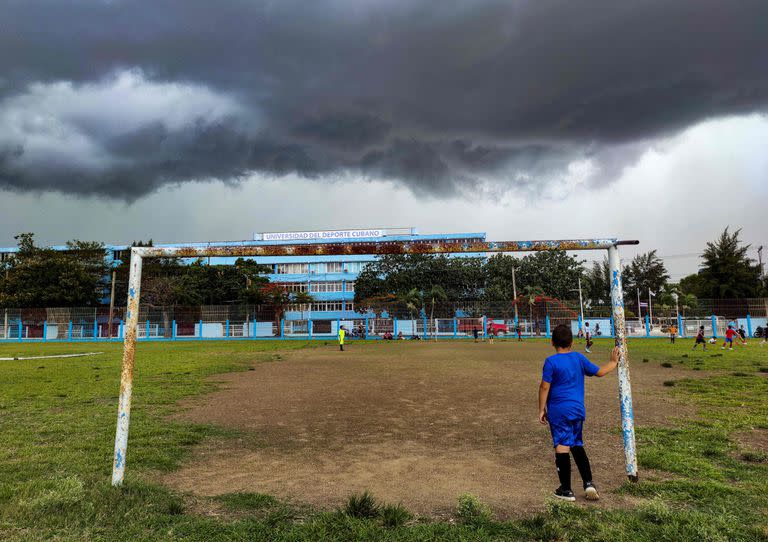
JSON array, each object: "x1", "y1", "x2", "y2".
[{"x1": 542, "y1": 352, "x2": 599, "y2": 423}]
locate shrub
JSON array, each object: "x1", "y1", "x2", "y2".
[
  {"x1": 343, "y1": 491, "x2": 380, "y2": 519},
  {"x1": 380, "y1": 503, "x2": 412, "y2": 528},
  {"x1": 663, "y1": 381, "x2": 676, "y2": 387},
  {"x1": 456, "y1": 493, "x2": 492, "y2": 525},
  {"x1": 661, "y1": 362, "x2": 673, "y2": 368}
]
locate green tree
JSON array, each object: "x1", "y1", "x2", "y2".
[
  {"x1": 397, "y1": 288, "x2": 422, "y2": 321},
  {"x1": 115, "y1": 257, "x2": 270, "y2": 306},
  {"x1": 483, "y1": 254, "x2": 521, "y2": 316},
  {"x1": 426, "y1": 284, "x2": 448, "y2": 339},
  {"x1": 583, "y1": 258, "x2": 610, "y2": 305},
  {"x1": 679, "y1": 272, "x2": 707, "y2": 298},
  {"x1": 621, "y1": 251, "x2": 669, "y2": 303},
  {"x1": 696, "y1": 228, "x2": 762, "y2": 298},
  {"x1": 258, "y1": 283, "x2": 314, "y2": 330},
  {"x1": 354, "y1": 254, "x2": 484, "y2": 311},
  {"x1": 520, "y1": 285, "x2": 545, "y2": 330},
  {"x1": 514, "y1": 251, "x2": 585, "y2": 300},
  {"x1": 0, "y1": 233, "x2": 107, "y2": 308}
]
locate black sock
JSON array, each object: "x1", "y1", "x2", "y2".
[
  {"x1": 555, "y1": 453, "x2": 571, "y2": 491},
  {"x1": 571, "y1": 446, "x2": 593, "y2": 487}
]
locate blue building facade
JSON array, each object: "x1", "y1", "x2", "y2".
[{"x1": 0, "y1": 228, "x2": 487, "y2": 321}]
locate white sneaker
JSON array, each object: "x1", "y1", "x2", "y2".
[
  {"x1": 585, "y1": 349, "x2": 591, "y2": 353},
  {"x1": 584, "y1": 482, "x2": 600, "y2": 501}
]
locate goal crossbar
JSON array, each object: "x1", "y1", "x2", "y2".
[{"x1": 111, "y1": 238, "x2": 640, "y2": 487}]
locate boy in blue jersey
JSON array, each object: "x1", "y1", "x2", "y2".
[{"x1": 538, "y1": 324, "x2": 619, "y2": 501}]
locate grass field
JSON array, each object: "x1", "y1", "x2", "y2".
[{"x1": 0, "y1": 338, "x2": 766, "y2": 541}]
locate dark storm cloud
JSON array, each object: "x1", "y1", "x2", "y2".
[{"x1": 1, "y1": 0, "x2": 767, "y2": 198}]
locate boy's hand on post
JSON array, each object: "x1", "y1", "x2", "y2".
[
  {"x1": 611, "y1": 346, "x2": 620, "y2": 364},
  {"x1": 596, "y1": 347, "x2": 621, "y2": 377}
]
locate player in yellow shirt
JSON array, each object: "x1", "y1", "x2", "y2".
[{"x1": 338, "y1": 325, "x2": 346, "y2": 351}]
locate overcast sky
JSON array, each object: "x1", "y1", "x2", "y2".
[{"x1": 1, "y1": 1, "x2": 767, "y2": 279}]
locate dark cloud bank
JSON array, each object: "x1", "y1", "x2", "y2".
[{"x1": 0, "y1": 0, "x2": 767, "y2": 199}]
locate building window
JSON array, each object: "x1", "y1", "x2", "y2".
[
  {"x1": 345, "y1": 301, "x2": 354, "y2": 312},
  {"x1": 283, "y1": 283, "x2": 308, "y2": 292},
  {"x1": 311, "y1": 301, "x2": 344, "y2": 312},
  {"x1": 277, "y1": 263, "x2": 309, "y2": 274},
  {"x1": 0, "y1": 252, "x2": 13, "y2": 263},
  {"x1": 310, "y1": 282, "x2": 343, "y2": 293},
  {"x1": 313, "y1": 262, "x2": 343, "y2": 274},
  {"x1": 112, "y1": 250, "x2": 126, "y2": 261},
  {"x1": 346, "y1": 282, "x2": 355, "y2": 292},
  {"x1": 287, "y1": 303, "x2": 311, "y2": 312},
  {"x1": 344, "y1": 262, "x2": 366, "y2": 273}
]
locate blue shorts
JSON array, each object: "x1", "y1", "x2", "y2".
[
  {"x1": 549, "y1": 418, "x2": 584, "y2": 448},
  {"x1": 725, "y1": 338, "x2": 733, "y2": 344}
]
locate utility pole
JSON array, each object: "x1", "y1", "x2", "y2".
[
  {"x1": 512, "y1": 266, "x2": 519, "y2": 321},
  {"x1": 577, "y1": 277, "x2": 585, "y2": 325},
  {"x1": 648, "y1": 287, "x2": 654, "y2": 326},
  {"x1": 107, "y1": 270, "x2": 117, "y2": 338},
  {"x1": 637, "y1": 288, "x2": 642, "y2": 324},
  {"x1": 758, "y1": 246, "x2": 764, "y2": 277},
  {"x1": 3, "y1": 269, "x2": 7, "y2": 340}
]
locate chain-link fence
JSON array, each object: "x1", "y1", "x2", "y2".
[{"x1": 2, "y1": 299, "x2": 767, "y2": 342}]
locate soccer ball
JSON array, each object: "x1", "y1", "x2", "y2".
[{"x1": 708, "y1": 338, "x2": 716, "y2": 344}]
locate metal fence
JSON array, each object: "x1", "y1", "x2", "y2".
[{"x1": 2, "y1": 300, "x2": 766, "y2": 342}]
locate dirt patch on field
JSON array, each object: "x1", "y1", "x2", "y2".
[{"x1": 165, "y1": 341, "x2": 694, "y2": 517}]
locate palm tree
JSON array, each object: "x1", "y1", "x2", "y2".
[
  {"x1": 522, "y1": 285, "x2": 545, "y2": 335},
  {"x1": 259, "y1": 283, "x2": 291, "y2": 334},
  {"x1": 680, "y1": 293, "x2": 698, "y2": 317},
  {"x1": 397, "y1": 288, "x2": 422, "y2": 335},
  {"x1": 426, "y1": 285, "x2": 448, "y2": 340}
]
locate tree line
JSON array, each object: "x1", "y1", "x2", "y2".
[
  {"x1": 353, "y1": 228, "x2": 767, "y2": 317},
  {"x1": 0, "y1": 234, "x2": 312, "y2": 310},
  {"x1": 0, "y1": 228, "x2": 764, "y2": 310}
]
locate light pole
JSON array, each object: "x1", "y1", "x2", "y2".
[
  {"x1": 569, "y1": 278, "x2": 585, "y2": 328},
  {"x1": 107, "y1": 270, "x2": 117, "y2": 338},
  {"x1": 648, "y1": 288, "x2": 654, "y2": 328},
  {"x1": 512, "y1": 266, "x2": 519, "y2": 322}
]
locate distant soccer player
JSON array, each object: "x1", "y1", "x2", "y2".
[
  {"x1": 516, "y1": 324, "x2": 523, "y2": 341},
  {"x1": 692, "y1": 325, "x2": 707, "y2": 351},
  {"x1": 473, "y1": 326, "x2": 479, "y2": 343},
  {"x1": 738, "y1": 325, "x2": 748, "y2": 345},
  {"x1": 584, "y1": 322, "x2": 593, "y2": 353},
  {"x1": 338, "y1": 325, "x2": 346, "y2": 351},
  {"x1": 669, "y1": 324, "x2": 677, "y2": 344},
  {"x1": 722, "y1": 325, "x2": 738, "y2": 351},
  {"x1": 538, "y1": 325, "x2": 619, "y2": 501}
]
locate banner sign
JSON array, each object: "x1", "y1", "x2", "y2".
[{"x1": 261, "y1": 229, "x2": 385, "y2": 242}]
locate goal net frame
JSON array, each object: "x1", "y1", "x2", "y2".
[{"x1": 111, "y1": 238, "x2": 640, "y2": 487}]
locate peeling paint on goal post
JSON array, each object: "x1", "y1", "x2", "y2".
[
  {"x1": 608, "y1": 244, "x2": 639, "y2": 481},
  {"x1": 111, "y1": 238, "x2": 640, "y2": 486},
  {"x1": 111, "y1": 248, "x2": 142, "y2": 486}
]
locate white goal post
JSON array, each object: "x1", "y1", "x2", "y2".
[{"x1": 111, "y1": 238, "x2": 640, "y2": 486}]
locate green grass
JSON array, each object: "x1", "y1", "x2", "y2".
[{"x1": 0, "y1": 338, "x2": 767, "y2": 540}]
